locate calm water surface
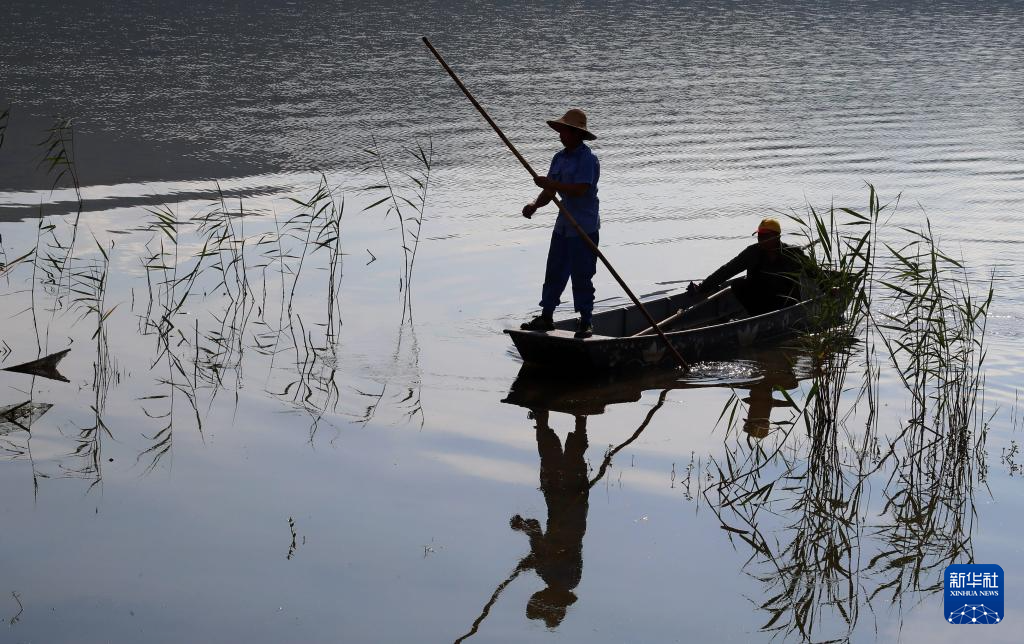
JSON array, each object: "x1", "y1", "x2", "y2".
[{"x1": 2, "y1": 2, "x2": 1023, "y2": 642}]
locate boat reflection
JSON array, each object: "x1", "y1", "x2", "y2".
[{"x1": 503, "y1": 345, "x2": 812, "y2": 437}]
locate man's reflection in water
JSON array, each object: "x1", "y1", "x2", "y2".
[
  {"x1": 453, "y1": 405, "x2": 602, "y2": 642},
  {"x1": 510, "y1": 409, "x2": 589, "y2": 628}
]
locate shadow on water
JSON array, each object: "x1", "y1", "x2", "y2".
[
  {"x1": 0, "y1": 348, "x2": 70, "y2": 382},
  {"x1": 0, "y1": 401, "x2": 53, "y2": 436},
  {"x1": 0, "y1": 398, "x2": 53, "y2": 497}
]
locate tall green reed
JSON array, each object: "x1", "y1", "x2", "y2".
[
  {"x1": 36, "y1": 117, "x2": 86, "y2": 285},
  {"x1": 63, "y1": 239, "x2": 117, "y2": 489},
  {"x1": 0, "y1": 105, "x2": 9, "y2": 150},
  {"x1": 361, "y1": 136, "x2": 434, "y2": 319}
]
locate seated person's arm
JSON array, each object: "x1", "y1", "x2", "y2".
[{"x1": 690, "y1": 247, "x2": 756, "y2": 295}]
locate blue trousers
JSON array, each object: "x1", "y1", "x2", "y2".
[{"x1": 540, "y1": 230, "x2": 599, "y2": 320}]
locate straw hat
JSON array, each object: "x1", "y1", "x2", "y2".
[{"x1": 547, "y1": 108, "x2": 596, "y2": 140}]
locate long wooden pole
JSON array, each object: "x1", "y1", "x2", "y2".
[{"x1": 422, "y1": 37, "x2": 690, "y2": 372}]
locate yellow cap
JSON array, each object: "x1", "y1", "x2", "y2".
[{"x1": 756, "y1": 218, "x2": 781, "y2": 235}]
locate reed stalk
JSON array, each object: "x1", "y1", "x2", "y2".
[{"x1": 361, "y1": 136, "x2": 434, "y2": 319}]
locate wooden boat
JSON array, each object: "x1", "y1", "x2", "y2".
[{"x1": 505, "y1": 278, "x2": 845, "y2": 372}]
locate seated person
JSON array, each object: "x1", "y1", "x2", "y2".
[{"x1": 687, "y1": 217, "x2": 810, "y2": 316}]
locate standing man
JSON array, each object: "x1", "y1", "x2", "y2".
[{"x1": 520, "y1": 108, "x2": 600, "y2": 338}]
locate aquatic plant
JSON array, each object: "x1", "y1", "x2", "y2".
[
  {"x1": 703, "y1": 186, "x2": 994, "y2": 641},
  {"x1": 62, "y1": 239, "x2": 117, "y2": 489},
  {"x1": 0, "y1": 106, "x2": 9, "y2": 150},
  {"x1": 285, "y1": 173, "x2": 345, "y2": 341},
  {"x1": 38, "y1": 116, "x2": 81, "y2": 201},
  {"x1": 0, "y1": 119, "x2": 436, "y2": 483},
  {"x1": 35, "y1": 116, "x2": 86, "y2": 285},
  {"x1": 361, "y1": 136, "x2": 434, "y2": 318}
]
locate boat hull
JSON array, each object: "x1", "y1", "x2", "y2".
[{"x1": 505, "y1": 290, "x2": 836, "y2": 372}]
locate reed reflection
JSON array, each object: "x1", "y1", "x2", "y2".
[{"x1": 709, "y1": 339, "x2": 985, "y2": 641}]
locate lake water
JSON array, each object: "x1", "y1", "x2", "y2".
[{"x1": 2, "y1": 1, "x2": 1023, "y2": 642}]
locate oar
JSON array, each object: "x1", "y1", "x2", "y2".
[
  {"x1": 422, "y1": 37, "x2": 690, "y2": 373},
  {"x1": 630, "y1": 288, "x2": 715, "y2": 337},
  {"x1": 631, "y1": 307, "x2": 689, "y2": 338}
]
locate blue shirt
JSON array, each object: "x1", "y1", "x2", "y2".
[{"x1": 548, "y1": 143, "x2": 600, "y2": 237}]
